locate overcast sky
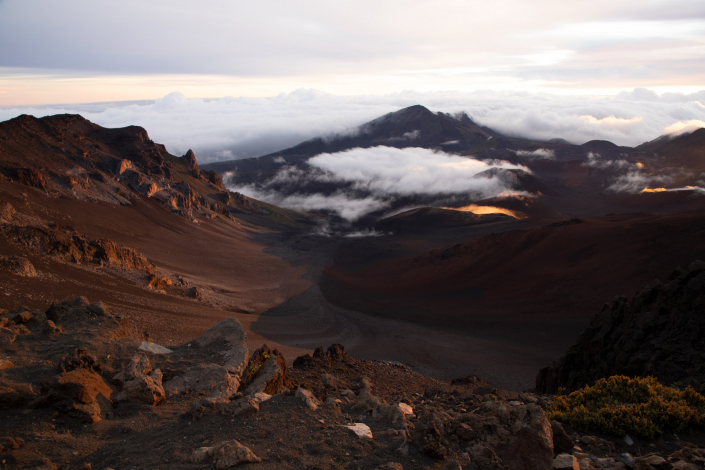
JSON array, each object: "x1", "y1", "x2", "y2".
[
  {"x1": 0, "y1": 0, "x2": 704, "y2": 105},
  {"x1": 0, "y1": 0, "x2": 703, "y2": 159}
]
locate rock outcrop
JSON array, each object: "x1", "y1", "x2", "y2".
[
  {"x1": 0, "y1": 255, "x2": 37, "y2": 277},
  {"x1": 240, "y1": 345, "x2": 292, "y2": 396},
  {"x1": 0, "y1": 114, "x2": 310, "y2": 226},
  {"x1": 537, "y1": 261, "x2": 705, "y2": 393}
]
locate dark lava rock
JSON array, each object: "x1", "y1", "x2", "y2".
[{"x1": 537, "y1": 260, "x2": 705, "y2": 393}]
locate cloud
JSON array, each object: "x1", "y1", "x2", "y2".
[
  {"x1": 307, "y1": 146, "x2": 527, "y2": 195},
  {"x1": 228, "y1": 146, "x2": 528, "y2": 220},
  {"x1": 1, "y1": 88, "x2": 705, "y2": 163},
  {"x1": 582, "y1": 152, "x2": 632, "y2": 169},
  {"x1": 663, "y1": 120, "x2": 705, "y2": 137},
  {"x1": 231, "y1": 186, "x2": 389, "y2": 221},
  {"x1": 513, "y1": 148, "x2": 555, "y2": 159},
  {"x1": 607, "y1": 170, "x2": 670, "y2": 193}
]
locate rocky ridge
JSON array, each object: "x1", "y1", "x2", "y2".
[
  {"x1": 537, "y1": 260, "x2": 705, "y2": 394},
  {"x1": 0, "y1": 114, "x2": 309, "y2": 226}
]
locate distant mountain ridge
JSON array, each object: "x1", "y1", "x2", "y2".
[
  {"x1": 202, "y1": 105, "x2": 705, "y2": 223},
  {"x1": 203, "y1": 105, "x2": 504, "y2": 179}
]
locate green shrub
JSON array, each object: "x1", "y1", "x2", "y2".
[{"x1": 547, "y1": 376, "x2": 705, "y2": 439}]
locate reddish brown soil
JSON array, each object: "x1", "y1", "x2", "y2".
[
  {"x1": 320, "y1": 212, "x2": 705, "y2": 388},
  {"x1": 0, "y1": 180, "x2": 310, "y2": 361}
]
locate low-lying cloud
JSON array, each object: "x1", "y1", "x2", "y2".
[
  {"x1": 230, "y1": 146, "x2": 526, "y2": 220},
  {"x1": 513, "y1": 148, "x2": 555, "y2": 159},
  {"x1": 1, "y1": 88, "x2": 704, "y2": 163}
]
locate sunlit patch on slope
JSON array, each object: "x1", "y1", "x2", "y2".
[
  {"x1": 641, "y1": 186, "x2": 705, "y2": 194},
  {"x1": 441, "y1": 204, "x2": 527, "y2": 219}
]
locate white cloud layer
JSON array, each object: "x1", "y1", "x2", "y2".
[
  {"x1": 308, "y1": 147, "x2": 527, "y2": 195},
  {"x1": 1, "y1": 88, "x2": 704, "y2": 162},
  {"x1": 513, "y1": 148, "x2": 555, "y2": 159},
  {"x1": 229, "y1": 146, "x2": 526, "y2": 220}
]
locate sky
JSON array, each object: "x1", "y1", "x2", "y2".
[{"x1": 0, "y1": 0, "x2": 704, "y2": 161}]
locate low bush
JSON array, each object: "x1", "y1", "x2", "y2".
[{"x1": 547, "y1": 376, "x2": 705, "y2": 438}]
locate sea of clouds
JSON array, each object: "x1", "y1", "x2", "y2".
[
  {"x1": 1, "y1": 88, "x2": 704, "y2": 164},
  {"x1": 231, "y1": 146, "x2": 528, "y2": 220},
  {"x1": 2, "y1": 88, "x2": 704, "y2": 222}
]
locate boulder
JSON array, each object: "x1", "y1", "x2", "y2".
[
  {"x1": 59, "y1": 348, "x2": 102, "y2": 373},
  {"x1": 0, "y1": 201, "x2": 15, "y2": 222},
  {"x1": 241, "y1": 345, "x2": 291, "y2": 396},
  {"x1": 293, "y1": 343, "x2": 350, "y2": 369},
  {"x1": 163, "y1": 363, "x2": 238, "y2": 398},
  {"x1": 0, "y1": 328, "x2": 16, "y2": 344},
  {"x1": 321, "y1": 373, "x2": 346, "y2": 390},
  {"x1": 0, "y1": 436, "x2": 25, "y2": 452},
  {"x1": 38, "y1": 369, "x2": 113, "y2": 422},
  {"x1": 0, "y1": 256, "x2": 37, "y2": 277},
  {"x1": 190, "y1": 440, "x2": 261, "y2": 469},
  {"x1": 551, "y1": 420, "x2": 574, "y2": 455},
  {"x1": 553, "y1": 454, "x2": 579, "y2": 470},
  {"x1": 222, "y1": 397, "x2": 260, "y2": 417},
  {"x1": 187, "y1": 286, "x2": 202, "y2": 299},
  {"x1": 345, "y1": 423, "x2": 373, "y2": 439},
  {"x1": 113, "y1": 355, "x2": 164, "y2": 405},
  {"x1": 0, "y1": 379, "x2": 35, "y2": 409},
  {"x1": 296, "y1": 387, "x2": 320, "y2": 411},
  {"x1": 190, "y1": 318, "x2": 248, "y2": 376},
  {"x1": 116, "y1": 369, "x2": 164, "y2": 405}
]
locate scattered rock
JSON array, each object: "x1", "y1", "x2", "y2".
[
  {"x1": 378, "y1": 463, "x2": 403, "y2": 470},
  {"x1": 553, "y1": 453, "x2": 579, "y2": 470},
  {"x1": 0, "y1": 359, "x2": 12, "y2": 370},
  {"x1": 398, "y1": 403, "x2": 413, "y2": 415},
  {"x1": 137, "y1": 341, "x2": 172, "y2": 355},
  {"x1": 113, "y1": 355, "x2": 165, "y2": 405},
  {"x1": 187, "y1": 286, "x2": 202, "y2": 299},
  {"x1": 295, "y1": 387, "x2": 320, "y2": 411},
  {"x1": 0, "y1": 327, "x2": 16, "y2": 344},
  {"x1": 672, "y1": 460, "x2": 699, "y2": 470},
  {"x1": 0, "y1": 201, "x2": 15, "y2": 222},
  {"x1": 190, "y1": 439, "x2": 261, "y2": 469},
  {"x1": 222, "y1": 397, "x2": 260, "y2": 417},
  {"x1": 163, "y1": 363, "x2": 237, "y2": 398},
  {"x1": 616, "y1": 453, "x2": 635, "y2": 468},
  {"x1": 293, "y1": 343, "x2": 350, "y2": 369},
  {"x1": 59, "y1": 348, "x2": 102, "y2": 373},
  {"x1": 147, "y1": 274, "x2": 171, "y2": 290},
  {"x1": 551, "y1": 420, "x2": 574, "y2": 454},
  {"x1": 345, "y1": 423, "x2": 373, "y2": 439}
]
